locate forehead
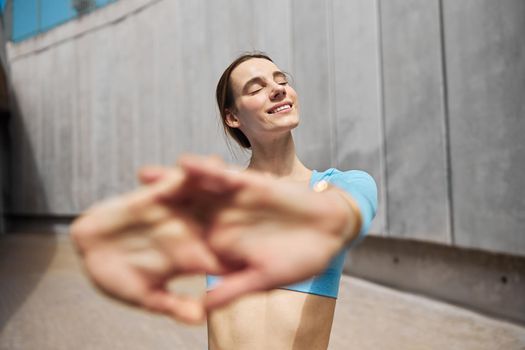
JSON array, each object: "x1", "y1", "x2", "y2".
[{"x1": 230, "y1": 58, "x2": 281, "y2": 88}]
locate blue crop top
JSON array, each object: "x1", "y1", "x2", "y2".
[{"x1": 206, "y1": 168, "x2": 378, "y2": 299}]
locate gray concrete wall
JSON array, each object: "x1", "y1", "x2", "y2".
[
  {"x1": 5, "y1": 0, "x2": 525, "y2": 257},
  {"x1": 0, "y1": 12, "x2": 10, "y2": 234},
  {"x1": 346, "y1": 235, "x2": 525, "y2": 324}
]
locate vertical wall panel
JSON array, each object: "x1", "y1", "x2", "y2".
[
  {"x1": 73, "y1": 32, "x2": 98, "y2": 210},
  {"x1": 130, "y1": 12, "x2": 163, "y2": 170},
  {"x1": 291, "y1": 0, "x2": 334, "y2": 171},
  {"x1": 109, "y1": 12, "x2": 140, "y2": 194},
  {"x1": 444, "y1": 0, "x2": 525, "y2": 255},
  {"x1": 178, "y1": 0, "x2": 226, "y2": 157},
  {"x1": 153, "y1": 1, "x2": 196, "y2": 166},
  {"x1": 381, "y1": 0, "x2": 450, "y2": 242},
  {"x1": 332, "y1": 0, "x2": 385, "y2": 234},
  {"x1": 252, "y1": 0, "x2": 293, "y2": 71},
  {"x1": 9, "y1": 58, "x2": 26, "y2": 213},
  {"x1": 10, "y1": 56, "x2": 45, "y2": 213},
  {"x1": 38, "y1": 47, "x2": 54, "y2": 213},
  {"x1": 203, "y1": 0, "x2": 259, "y2": 164},
  {"x1": 47, "y1": 40, "x2": 76, "y2": 214},
  {"x1": 89, "y1": 29, "x2": 119, "y2": 202}
]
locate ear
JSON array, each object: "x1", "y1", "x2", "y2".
[{"x1": 225, "y1": 109, "x2": 240, "y2": 128}]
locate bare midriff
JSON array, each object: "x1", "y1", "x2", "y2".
[{"x1": 207, "y1": 289, "x2": 336, "y2": 350}]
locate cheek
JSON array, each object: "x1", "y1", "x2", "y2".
[
  {"x1": 287, "y1": 87, "x2": 298, "y2": 102},
  {"x1": 240, "y1": 96, "x2": 267, "y2": 114},
  {"x1": 288, "y1": 89, "x2": 299, "y2": 111}
]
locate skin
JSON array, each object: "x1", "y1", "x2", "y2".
[{"x1": 70, "y1": 58, "x2": 362, "y2": 349}]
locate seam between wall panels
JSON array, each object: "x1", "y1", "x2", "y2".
[
  {"x1": 376, "y1": 0, "x2": 388, "y2": 235},
  {"x1": 288, "y1": 0, "x2": 294, "y2": 75},
  {"x1": 290, "y1": 0, "x2": 296, "y2": 110},
  {"x1": 438, "y1": 0, "x2": 455, "y2": 245},
  {"x1": 287, "y1": 0, "x2": 293, "y2": 74},
  {"x1": 326, "y1": 0, "x2": 337, "y2": 167}
]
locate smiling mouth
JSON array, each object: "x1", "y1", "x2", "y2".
[{"x1": 268, "y1": 103, "x2": 293, "y2": 114}]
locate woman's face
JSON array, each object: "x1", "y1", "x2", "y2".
[{"x1": 227, "y1": 58, "x2": 300, "y2": 142}]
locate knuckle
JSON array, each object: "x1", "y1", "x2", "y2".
[{"x1": 69, "y1": 217, "x2": 97, "y2": 253}]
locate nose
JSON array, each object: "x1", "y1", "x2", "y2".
[{"x1": 270, "y1": 82, "x2": 286, "y2": 100}]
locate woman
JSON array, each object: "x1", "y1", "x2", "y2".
[
  {"x1": 71, "y1": 52, "x2": 377, "y2": 350},
  {"x1": 203, "y1": 53, "x2": 377, "y2": 349}
]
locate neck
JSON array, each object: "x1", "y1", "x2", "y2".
[{"x1": 247, "y1": 133, "x2": 311, "y2": 181}]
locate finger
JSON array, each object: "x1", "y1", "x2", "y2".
[
  {"x1": 138, "y1": 165, "x2": 170, "y2": 184},
  {"x1": 70, "y1": 196, "x2": 141, "y2": 248},
  {"x1": 178, "y1": 156, "x2": 244, "y2": 194},
  {"x1": 152, "y1": 222, "x2": 227, "y2": 275},
  {"x1": 173, "y1": 245, "x2": 231, "y2": 276},
  {"x1": 74, "y1": 172, "x2": 187, "y2": 243},
  {"x1": 84, "y1": 251, "x2": 207, "y2": 324},
  {"x1": 179, "y1": 154, "x2": 227, "y2": 169},
  {"x1": 203, "y1": 154, "x2": 227, "y2": 168},
  {"x1": 143, "y1": 290, "x2": 206, "y2": 324},
  {"x1": 204, "y1": 269, "x2": 270, "y2": 310},
  {"x1": 84, "y1": 190, "x2": 163, "y2": 236},
  {"x1": 148, "y1": 168, "x2": 191, "y2": 202}
]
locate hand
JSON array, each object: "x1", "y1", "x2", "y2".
[
  {"x1": 70, "y1": 169, "x2": 226, "y2": 324},
  {"x1": 175, "y1": 156, "x2": 349, "y2": 309},
  {"x1": 72, "y1": 155, "x2": 352, "y2": 321}
]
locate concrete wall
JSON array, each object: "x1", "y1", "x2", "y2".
[
  {"x1": 5, "y1": 0, "x2": 525, "y2": 257},
  {"x1": 0, "y1": 11, "x2": 10, "y2": 234}
]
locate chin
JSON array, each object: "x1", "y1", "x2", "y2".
[
  {"x1": 287, "y1": 113, "x2": 300, "y2": 128},
  {"x1": 289, "y1": 119, "x2": 300, "y2": 130},
  {"x1": 273, "y1": 116, "x2": 300, "y2": 133}
]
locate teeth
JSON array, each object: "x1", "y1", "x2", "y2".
[{"x1": 270, "y1": 104, "x2": 291, "y2": 113}]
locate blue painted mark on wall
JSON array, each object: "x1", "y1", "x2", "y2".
[{"x1": 12, "y1": 0, "x2": 116, "y2": 42}]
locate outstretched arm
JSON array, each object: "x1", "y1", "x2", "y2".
[{"x1": 72, "y1": 155, "x2": 377, "y2": 321}]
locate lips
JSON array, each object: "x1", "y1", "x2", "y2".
[{"x1": 267, "y1": 102, "x2": 293, "y2": 114}]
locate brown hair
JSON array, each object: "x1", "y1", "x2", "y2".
[{"x1": 216, "y1": 52, "x2": 273, "y2": 149}]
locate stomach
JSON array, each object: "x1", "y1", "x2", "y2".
[{"x1": 207, "y1": 288, "x2": 336, "y2": 350}]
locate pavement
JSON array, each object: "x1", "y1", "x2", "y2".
[{"x1": 1, "y1": 233, "x2": 524, "y2": 350}]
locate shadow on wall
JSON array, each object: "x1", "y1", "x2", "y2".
[
  {"x1": 6, "y1": 89, "x2": 50, "y2": 221},
  {"x1": 0, "y1": 108, "x2": 7, "y2": 234},
  {"x1": 0, "y1": 10, "x2": 7, "y2": 234},
  {"x1": 0, "y1": 83, "x2": 57, "y2": 332}
]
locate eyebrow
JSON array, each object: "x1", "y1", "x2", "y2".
[{"x1": 242, "y1": 71, "x2": 287, "y2": 93}]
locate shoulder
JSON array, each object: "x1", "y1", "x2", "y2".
[
  {"x1": 314, "y1": 167, "x2": 378, "y2": 215},
  {"x1": 315, "y1": 168, "x2": 376, "y2": 187}
]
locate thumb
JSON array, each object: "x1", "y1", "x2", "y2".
[{"x1": 205, "y1": 269, "x2": 270, "y2": 310}]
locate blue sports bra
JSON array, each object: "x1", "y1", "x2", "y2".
[{"x1": 206, "y1": 168, "x2": 378, "y2": 299}]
